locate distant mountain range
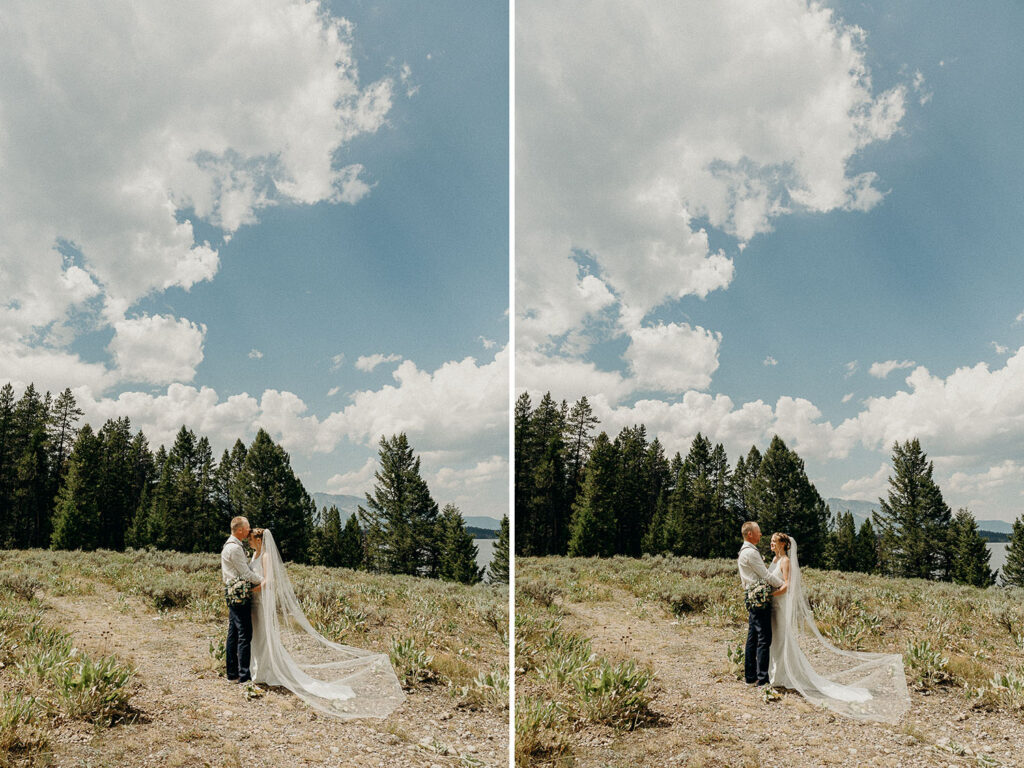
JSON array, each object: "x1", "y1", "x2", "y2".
[
  {"x1": 311, "y1": 492, "x2": 501, "y2": 531},
  {"x1": 826, "y1": 497, "x2": 1013, "y2": 535}
]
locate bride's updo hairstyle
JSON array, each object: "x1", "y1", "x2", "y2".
[
  {"x1": 250, "y1": 528, "x2": 265, "y2": 542},
  {"x1": 774, "y1": 532, "x2": 791, "y2": 554}
]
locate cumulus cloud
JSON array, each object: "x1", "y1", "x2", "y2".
[
  {"x1": 947, "y1": 461, "x2": 1024, "y2": 495},
  {"x1": 249, "y1": 349, "x2": 264, "y2": 360},
  {"x1": 840, "y1": 463, "x2": 891, "y2": 501},
  {"x1": 764, "y1": 356, "x2": 778, "y2": 367},
  {"x1": 432, "y1": 455, "x2": 508, "y2": 491},
  {"x1": 0, "y1": 0, "x2": 392, "y2": 373},
  {"x1": 992, "y1": 341, "x2": 1009, "y2": 355},
  {"x1": 325, "y1": 457, "x2": 377, "y2": 496},
  {"x1": 624, "y1": 323, "x2": 721, "y2": 393},
  {"x1": 869, "y1": 359, "x2": 916, "y2": 379},
  {"x1": 355, "y1": 353, "x2": 402, "y2": 373},
  {"x1": 327, "y1": 386, "x2": 341, "y2": 397},
  {"x1": 0, "y1": 341, "x2": 115, "y2": 395},
  {"x1": 842, "y1": 349, "x2": 1024, "y2": 456},
  {"x1": 842, "y1": 392, "x2": 855, "y2": 404},
  {"x1": 107, "y1": 315, "x2": 206, "y2": 385},
  {"x1": 517, "y1": 0, "x2": 906, "y2": 351}
]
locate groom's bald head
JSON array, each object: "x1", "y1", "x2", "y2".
[{"x1": 742, "y1": 521, "x2": 760, "y2": 543}]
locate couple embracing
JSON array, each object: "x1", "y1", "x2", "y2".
[
  {"x1": 220, "y1": 515, "x2": 404, "y2": 719},
  {"x1": 737, "y1": 520, "x2": 911, "y2": 723}
]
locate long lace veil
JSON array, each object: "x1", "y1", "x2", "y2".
[
  {"x1": 252, "y1": 529, "x2": 404, "y2": 719},
  {"x1": 775, "y1": 538, "x2": 910, "y2": 723}
]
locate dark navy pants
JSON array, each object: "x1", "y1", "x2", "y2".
[
  {"x1": 745, "y1": 606, "x2": 772, "y2": 684},
  {"x1": 226, "y1": 603, "x2": 253, "y2": 681}
]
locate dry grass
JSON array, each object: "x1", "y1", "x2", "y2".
[{"x1": 517, "y1": 554, "x2": 1024, "y2": 767}]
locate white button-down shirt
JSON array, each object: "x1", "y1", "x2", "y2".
[
  {"x1": 221, "y1": 535, "x2": 262, "y2": 586},
  {"x1": 738, "y1": 540, "x2": 783, "y2": 589}
]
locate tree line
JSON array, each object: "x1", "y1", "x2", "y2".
[
  {"x1": 515, "y1": 391, "x2": 999, "y2": 587},
  {"x1": 0, "y1": 382, "x2": 508, "y2": 585}
]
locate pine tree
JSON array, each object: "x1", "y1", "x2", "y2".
[
  {"x1": 563, "y1": 396, "x2": 599, "y2": 513},
  {"x1": 1001, "y1": 516, "x2": 1024, "y2": 587},
  {"x1": 437, "y1": 504, "x2": 483, "y2": 584},
  {"x1": 12, "y1": 385, "x2": 53, "y2": 548},
  {"x1": 51, "y1": 425, "x2": 103, "y2": 550},
  {"x1": 873, "y1": 439, "x2": 952, "y2": 580},
  {"x1": 528, "y1": 394, "x2": 568, "y2": 556},
  {"x1": 949, "y1": 508, "x2": 995, "y2": 587},
  {"x1": 97, "y1": 418, "x2": 135, "y2": 550},
  {"x1": 317, "y1": 505, "x2": 344, "y2": 567},
  {"x1": 855, "y1": 518, "x2": 878, "y2": 573},
  {"x1": 237, "y1": 429, "x2": 312, "y2": 563},
  {"x1": 825, "y1": 511, "x2": 858, "y2": 571},
  {"x1": 748, "y1": 436, "x2": 829, "y2": 567},
  {"x1": 47, "y1": 388, "x2": 83, "y2": 507},
  {"x1": 359, "y1": 433, "x2": 439, "y2": 576},
  {"x1": 513, "y1": 392, "x2": 535, "y2": 556},
  {"x1": 731, "y1": 446, "x2": 762, "y2": 523},
  {"x1": 613, "y1": 425, "x2": 650, "y2": 557},
  {"x1": 0, "y1": 384, "x2": 17, "y2": 547},
  {"x1": 338, "y1": 513, "x2": 364, "y2": 570},
  {"x1": 567, "y1": 432, "x2": 618, "y2": 557},
  {"x1": 488, "y1": 514, "x2": 509, "y2": 584}
]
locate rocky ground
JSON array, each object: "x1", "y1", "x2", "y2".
[
  {"x1": 546, "y1": 590, "x2": 1022, "y2": 768},
  {"x1": 35, "y1": 584, "x2": 507, "y2": 768}
]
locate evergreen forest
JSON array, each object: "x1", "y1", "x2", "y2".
[
  {"x1": 0, "y1": 382, "x2": 506, "y2": 585},
  {"x1": 516, "y1": 391, "x2": 1012, "y2": 588}
]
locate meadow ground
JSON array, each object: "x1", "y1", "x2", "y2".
[
  {"x1": 0, "y1": 549, "x2": 508, "y2": 768},
  {"x1": 516, "y1": 555, "x2": 1024, "y2": 768}
]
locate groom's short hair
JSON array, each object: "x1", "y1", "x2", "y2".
[
  {"x1": 741, "y1": 521, "x2": 759, "y2": 538},
  {"x1": 230, "y1": 516, "x2": 248, "y2": 532}
]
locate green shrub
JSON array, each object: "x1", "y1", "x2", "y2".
[
  {"x1": 905, "y1": 639, "x2": 950, "y2": 689},
  {"x1": 0, "y1": 692, "x2": 46, "y2": 765},
  {"x1": 52, "y1": 654, "x2": 136, "y2": 726},
  {"x1": 514, "y1": 696, "x2": 568, "y2": 767},
  {"x1": 573, "y1": 658, "x2": 655, "y2": 729},
  {"x1": 389, "y1": 636, "x2": 437, "y2": 687}
]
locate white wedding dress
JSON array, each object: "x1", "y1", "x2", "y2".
[
  {"x1": 767, "y1": 538, "x2": 910, "y2": 723},
  {"x1": 249, "y1": 529, "x2": 404, "y2": 719}
]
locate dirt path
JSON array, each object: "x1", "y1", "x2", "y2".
[
  {"x1": 41, "y1": 585, "x2": 506, "y2": 768},
  {"x1": 555, "y1": 589, "x2": 1023, "y2": 768}
]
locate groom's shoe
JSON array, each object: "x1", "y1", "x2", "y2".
[
  {"x1": 755, "y1": 679, "x2": 769, "y2": 686},
  {"x1": 236, "y1": 676, "x2": 251, "y2": 684}
]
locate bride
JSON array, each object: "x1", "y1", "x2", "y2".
[
  {"x1": 246, "y1": 528, "x2": 404, "y2": 719},
  {"x1": 766, "y1": 532, "x2": 910, "y2": 723}
]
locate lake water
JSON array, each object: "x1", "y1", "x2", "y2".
[
  {"x1": 475, "y1": 538, "x2": 496, "y2": 569},
  {"x1": 988, "y1": 542, "x2": 1009, "y2": 574}
]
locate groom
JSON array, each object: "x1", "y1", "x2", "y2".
[
  {"x1": 221, "y1": 516, "x2": 264, "y2": 683},
  {"x1": 738, "y1": 521, "x2": 783, "y2": 686}
]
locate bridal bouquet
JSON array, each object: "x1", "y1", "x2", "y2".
[
  {"x1": 744, "y1": 578, "x2": 773, "y2": 611},
  {"x1": 224, "y1": 577, "x2": 253, "y2": 607}
]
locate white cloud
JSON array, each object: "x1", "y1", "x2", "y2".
[
  {"x1": 868, "y1": 359, "x2": 916, "y2": 379},
  {"x1": 844, "y1": 361, "x2": 859, "y2": 378},
  {"x1": 840, "y1": 463, "x2": 891, "y2": 502},
  {"x1": 624, "y1": 323, "x2": 721, "y2": 393},
  {"x1": 842, "y1": 348, "x2": 1024, "y2": 456},
  {"x1": 948, "y1": 461, "x2": 1024, "y2": 495},
  {"x1": 325, "y1": 457, "x2": 377, "y2": 496},
  {"x1": 0, "y1": 341, "x2": 115, "y2": 395},
  {"x1": 764, "y1": 356, "x2": 778, "y2": 367},
  {"x1": 1015, "y1": 310, "x2": 1024, "y2": 326},
  {"x1": 478, "y1": 336, "x2": 497, "y2": 350},
  {"x1": 249, "y1": 349, "x2": 264, "y2": 360},
  {"x1": 432, "y1": 455, "x2": 508, "y2": 491},
  {"x1": 327, "y1": 386, "x2": 341, "y2": 397},
  {"x1": 107, "y1": 315, "x2": 206, "y2": 385},
  {"x1": 842, "y1": 392, "x2": 855, "y2": 404},
  {"x1": 516, "y1": 349, "x2": 633, "y2": 407},
  {"x1": 329, "y1": 347, "x2": 508, "y2": 453},
  {"x1": 992, "y1": 341, "x2": 1009, "y2": 355},
  {"x1": 0, "y1": 1, "x2": 392, "y2": 374},
  {"x1": 330, "y1": 354, "x2": 345, "y2": 371},
  {"x1": 355, "y1": 353, "x2": 402, "y2": 373},
  {"x1": 517, "y1": 0, "x2": 905, "y2": 348}
]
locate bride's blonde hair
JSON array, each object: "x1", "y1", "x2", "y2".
[{"x1": 773, "y1": 532, "x2": 791, "y2": 553}]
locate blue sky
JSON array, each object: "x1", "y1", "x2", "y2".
[
  {"x1": 0, "y1": 1, "x2": 508, "y2": 519},
  {"x1": 517, "y1": 0, "x2": 1024, "y2": 521}
]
